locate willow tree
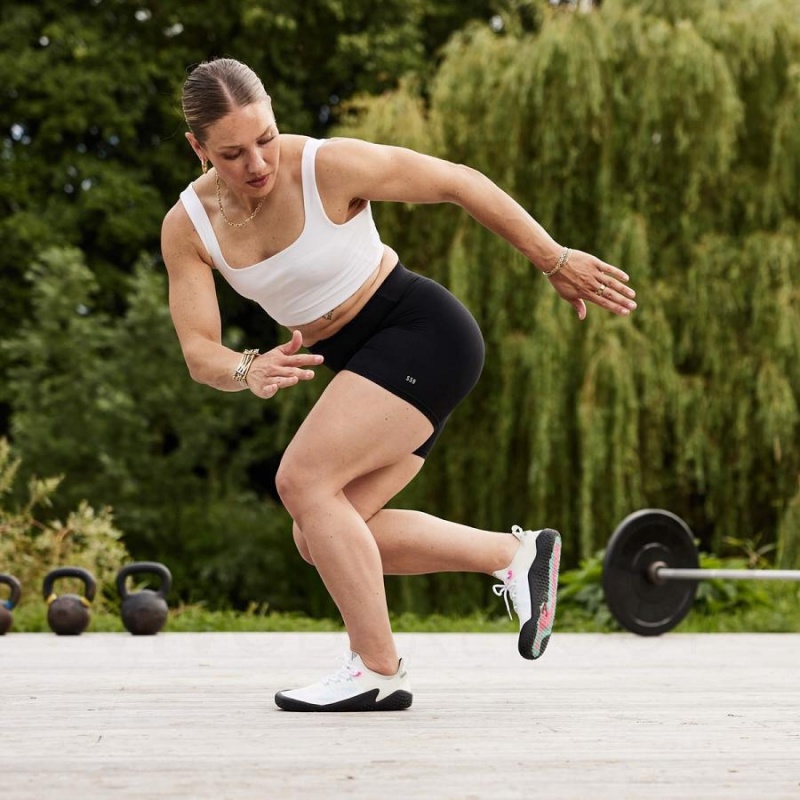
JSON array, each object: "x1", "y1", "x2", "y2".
[{"x1": 333, "y1": 0, "x2": 800, "y2": 573}]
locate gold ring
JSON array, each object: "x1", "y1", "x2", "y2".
[{"x1": 594, "y1": 284, "x2": 607, "y2": 297}]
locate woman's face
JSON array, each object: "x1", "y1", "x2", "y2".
[{"x1": 197, "y1": 100, "x2": 280, "y2": 196}]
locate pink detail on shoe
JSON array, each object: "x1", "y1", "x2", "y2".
[
  {"x1": 353, "y1": 671, "x2": 362, "y2": 678},
  {"x1": 506, "y1": 570, "x2": 513, "y2": 581},
  {"x1": 533, "y1": 538, "x2": 562, "y2": 655},
  {"x1": 549, "y1": 539, "x2": 561, "y2": 589},
  {"x1": 538, "y1": 601, "x2": 555, "y2": 631}
]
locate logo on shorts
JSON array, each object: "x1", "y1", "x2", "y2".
[{"x1": 406, "y1": 375, "x2": 417, "y2": 384}]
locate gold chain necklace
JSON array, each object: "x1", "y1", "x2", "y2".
[{"x1": 215, "y1": 172, "x2": 267, "y2": 228}]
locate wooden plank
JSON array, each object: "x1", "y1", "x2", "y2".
[{"x1": 1, "y1": 632, "x2": 799, "y2": 799}]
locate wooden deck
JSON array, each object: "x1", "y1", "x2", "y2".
[{"x1": 2, "y1": 632, "x2": 799, "y2": 799}]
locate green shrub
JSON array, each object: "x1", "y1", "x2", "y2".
[
  {"x1": 557, "y1": 550, "x2": 616, "y2": 630},
  {"x1": 692, "y1": 553, "x2": 772, "y2": 617},
  {"x1": 0, "y1": 438, "x2": 129, "y2": 612},
  {"x1": 557, "y1": 546, "x2": 776, "y2": 632}
]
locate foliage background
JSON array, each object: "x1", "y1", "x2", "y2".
[{"x1": 1, "y1": 0, "x2": 799, "y2": 619}]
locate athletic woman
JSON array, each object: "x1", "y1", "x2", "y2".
[{"x1": 161, "y1": 58, "x2": 637, "y2": 712}]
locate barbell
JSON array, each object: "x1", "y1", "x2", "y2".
[{"x1": 602, "y1": 508, "x2": 800, "y2": 636}]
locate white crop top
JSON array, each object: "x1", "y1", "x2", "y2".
[{"x1": 179, "y1": 138, "x2": 384, "y2": 327}]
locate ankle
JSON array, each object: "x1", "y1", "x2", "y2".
[
  {"x1": 490, "y1": 534, "x2": 519, "y2": 576},
  {"x1": 358, "y1": 653, "x2": 400, "y2": 677}
]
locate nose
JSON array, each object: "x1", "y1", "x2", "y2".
[{"x1": 247, "y1": 150, "x2": 266, "y2": 174}]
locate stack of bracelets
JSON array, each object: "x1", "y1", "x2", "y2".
[{"x1": 233, "y1": 348, "x2": 259, "y2": 384}]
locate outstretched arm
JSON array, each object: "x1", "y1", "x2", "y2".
[{"x1": 316, "y1": 138, "x2": 636, "y2": 319}]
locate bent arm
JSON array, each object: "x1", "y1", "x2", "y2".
[
  {"x1": 161, "y1": 205, "x2": 323, "y2": 395},
  {"x1": 161, "y1": 207, "x2": 248, "y2": 390}
]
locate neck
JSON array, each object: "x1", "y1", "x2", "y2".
[{"x1": 215, "y1": 172, "x2": 267, "y2": 228}]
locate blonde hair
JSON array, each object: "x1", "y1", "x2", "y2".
[{"x1": 182, "y1": 58, "x2": 270, "y2": 143}]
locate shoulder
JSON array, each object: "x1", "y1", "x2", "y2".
[
  {"x1": 278, "y1": 133, "x2": 313, "y2": 167},
  {"x1": 160, "y1": 193, "x2": 212, "y2": 272},
  {"x1": 279, "y1": 132, "x2": 311, "y2": 152},
  {"x1": 317, "y1": 136, "x2": 383, "y2": 163},
  {"x1": 161, "y1": 194, "x2": 195, "y2": 242},
  {"x1": 314, "y1": 137, "x2": 397, "y2": 184}
]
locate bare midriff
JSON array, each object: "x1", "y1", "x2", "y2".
[{"x1": 294, "y1": 245, "x2": 399, "y2": 348}]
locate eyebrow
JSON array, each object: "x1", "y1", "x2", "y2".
[{"x1": 218, "y1": 126, "x2": 276, "y2": 151}]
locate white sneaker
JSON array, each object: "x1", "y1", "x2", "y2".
[
  {"x1": 493, "y1": 526, "x2": 562, "y2": 660},
  {"x1": 275, "y1": 652, "x2": 413, "y2": 712}
]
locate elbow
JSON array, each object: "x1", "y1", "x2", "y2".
[
  {"x1": 177, "y1": 335, "x2": 230, "y2": 390},
  {"x1": 442, "y1": 163, "x2": 486, "y2": 205},
  {"x1": 186, "y1": 363, "x2": 206, "y2": 385},
  {"x1": 182, "y1": 345, "x2": 212, "y2": 386}
]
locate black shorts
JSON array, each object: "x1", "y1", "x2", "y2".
[{"x1": 309, "y1": 262, "x2": 485, "y2": 457}]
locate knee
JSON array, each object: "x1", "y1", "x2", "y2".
[
  {"x1": 274, "y1": 459, "x2": 306, "y2": 516},
  {"x1": 292, "y1": 522, "x2": 315, "y2": 565},
  {"x1": 275, "y1": 456, "x2": 330, "y2": 519}
]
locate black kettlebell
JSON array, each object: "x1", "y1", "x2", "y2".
[
  {"x1": 116, "y1": 562, "x2": 171, "y2": 635},
  {"x1": 0, "y1": 574, "x2": 22, "y2": 635},
  {"x1": 43, "y1": 567, "x2": 96, "y2": 635}
]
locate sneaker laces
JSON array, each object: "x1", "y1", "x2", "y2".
[
  {"x1": 493, "y1": 580, "x2": 517, "y2": 620},
  {"x1": 492, "y1": 525, "x2": 524, "y2": 620},
  {"x1": 321, "y1": 653, "x2": 362, "y2": 686}
]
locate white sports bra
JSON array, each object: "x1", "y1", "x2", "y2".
[{"x1": 179, "y1": 137, "x2": 384, "y2": 327}]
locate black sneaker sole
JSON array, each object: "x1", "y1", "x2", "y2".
[
  {"x1": 518, "y1": 528, "x2": 561, "y2": 660},
  {"x1": 275, "y1": 688, "x2": 413, "y2": 712}
]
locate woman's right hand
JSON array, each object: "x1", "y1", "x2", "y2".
[{"x1": 245, "y1": 330, "x2": 324, "y2": 399}]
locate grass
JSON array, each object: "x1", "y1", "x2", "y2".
[
  {"x1": 6, "y1": 581, "x2": 799, "y2": 635},
  {"x1": 675, "y1": 583, "x2": 800, "y2": 633},
  {"x1": 7, "y1": 604, "x2": 516, "y2": 635},
  {"x1": 555, "y1": 587, "x2": 800, "y2": 634},
  {"x1": 5, "y1": 550, "x2": 799, "y2": 635}
]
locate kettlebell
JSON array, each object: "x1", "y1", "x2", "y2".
[
  {"x1": 116, "y1": 562, "x2": 171, "y2": 635},
  {"x1": 43, "y1": 567, "x2": 96, "y2": 635},
  {"x1": 0, "y1": 574, "x2": 22, "y2": 635}
]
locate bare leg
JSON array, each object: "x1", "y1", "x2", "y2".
[
  {"x1": 276, "y1": 372, "x2": 440, "y2": 675},
  {"x1": 367, "y1": 510, "x2": 518, "y2": 575},
  {"x1": 292, "y1": 458, "x2": 520, "y2": 576}
]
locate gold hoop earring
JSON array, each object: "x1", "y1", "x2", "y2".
[{"x1": 201, "y1": 159, "x2": 208, "y2": 175}]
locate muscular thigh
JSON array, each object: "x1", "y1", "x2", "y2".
[
  {"x1": 281, "y1": 370, "x2": 433, "y2": 493},
  {"x1": 291, "y1": 452, "x2": 423, "y2": 563},
  {"x1": 344, "y1": 454, "x2": 424, "y2": 521},
  {"x1": 310, "y1": 263, "x2": 485, "y2": 459}
]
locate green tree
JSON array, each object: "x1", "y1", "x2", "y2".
[
  {"x1": 0, "y1": 246, "x2": 338, "y2": 612},
  {"x1": 5, "y1": 0, "x2": 800, "y2": 618},
  {"x1": 336, "y1": 0, "x2": 800, "y2": 569},
  {"x1": 0, "y1": 0, "x2": 498, "y2": 345},
  {"x1": 0, "y1": 0, "x2": 501, "y2": 615}
]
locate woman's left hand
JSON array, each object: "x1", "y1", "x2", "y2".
[{"x1": 546, "y1": 250, "x2": 637, "y2": 320}]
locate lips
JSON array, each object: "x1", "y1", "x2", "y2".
[{"x1": 248, "y1": 175, "x2": 269, "y2": 188}]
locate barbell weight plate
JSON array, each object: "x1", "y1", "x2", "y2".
[{"x1": 602, "y1": 508, "x2": 699, "y2": 636}]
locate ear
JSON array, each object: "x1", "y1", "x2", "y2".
[{"x1": 185, "y1": 131, "x2": 206, "y2": 162}]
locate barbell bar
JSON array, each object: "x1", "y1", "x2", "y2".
[
  {"x1": 650, "y1": 565, "x2": 800, "y2": 583},
  {"x1": 602, "y1": 508, "x2": 800, "y2": 636}
]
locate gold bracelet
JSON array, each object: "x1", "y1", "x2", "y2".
[
  {"x1": 233, "y1": 349, "x2": 259, "y2": 383},
  {"x1": 542, "y1": 247, "x2": 570, "y2": 277}
]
